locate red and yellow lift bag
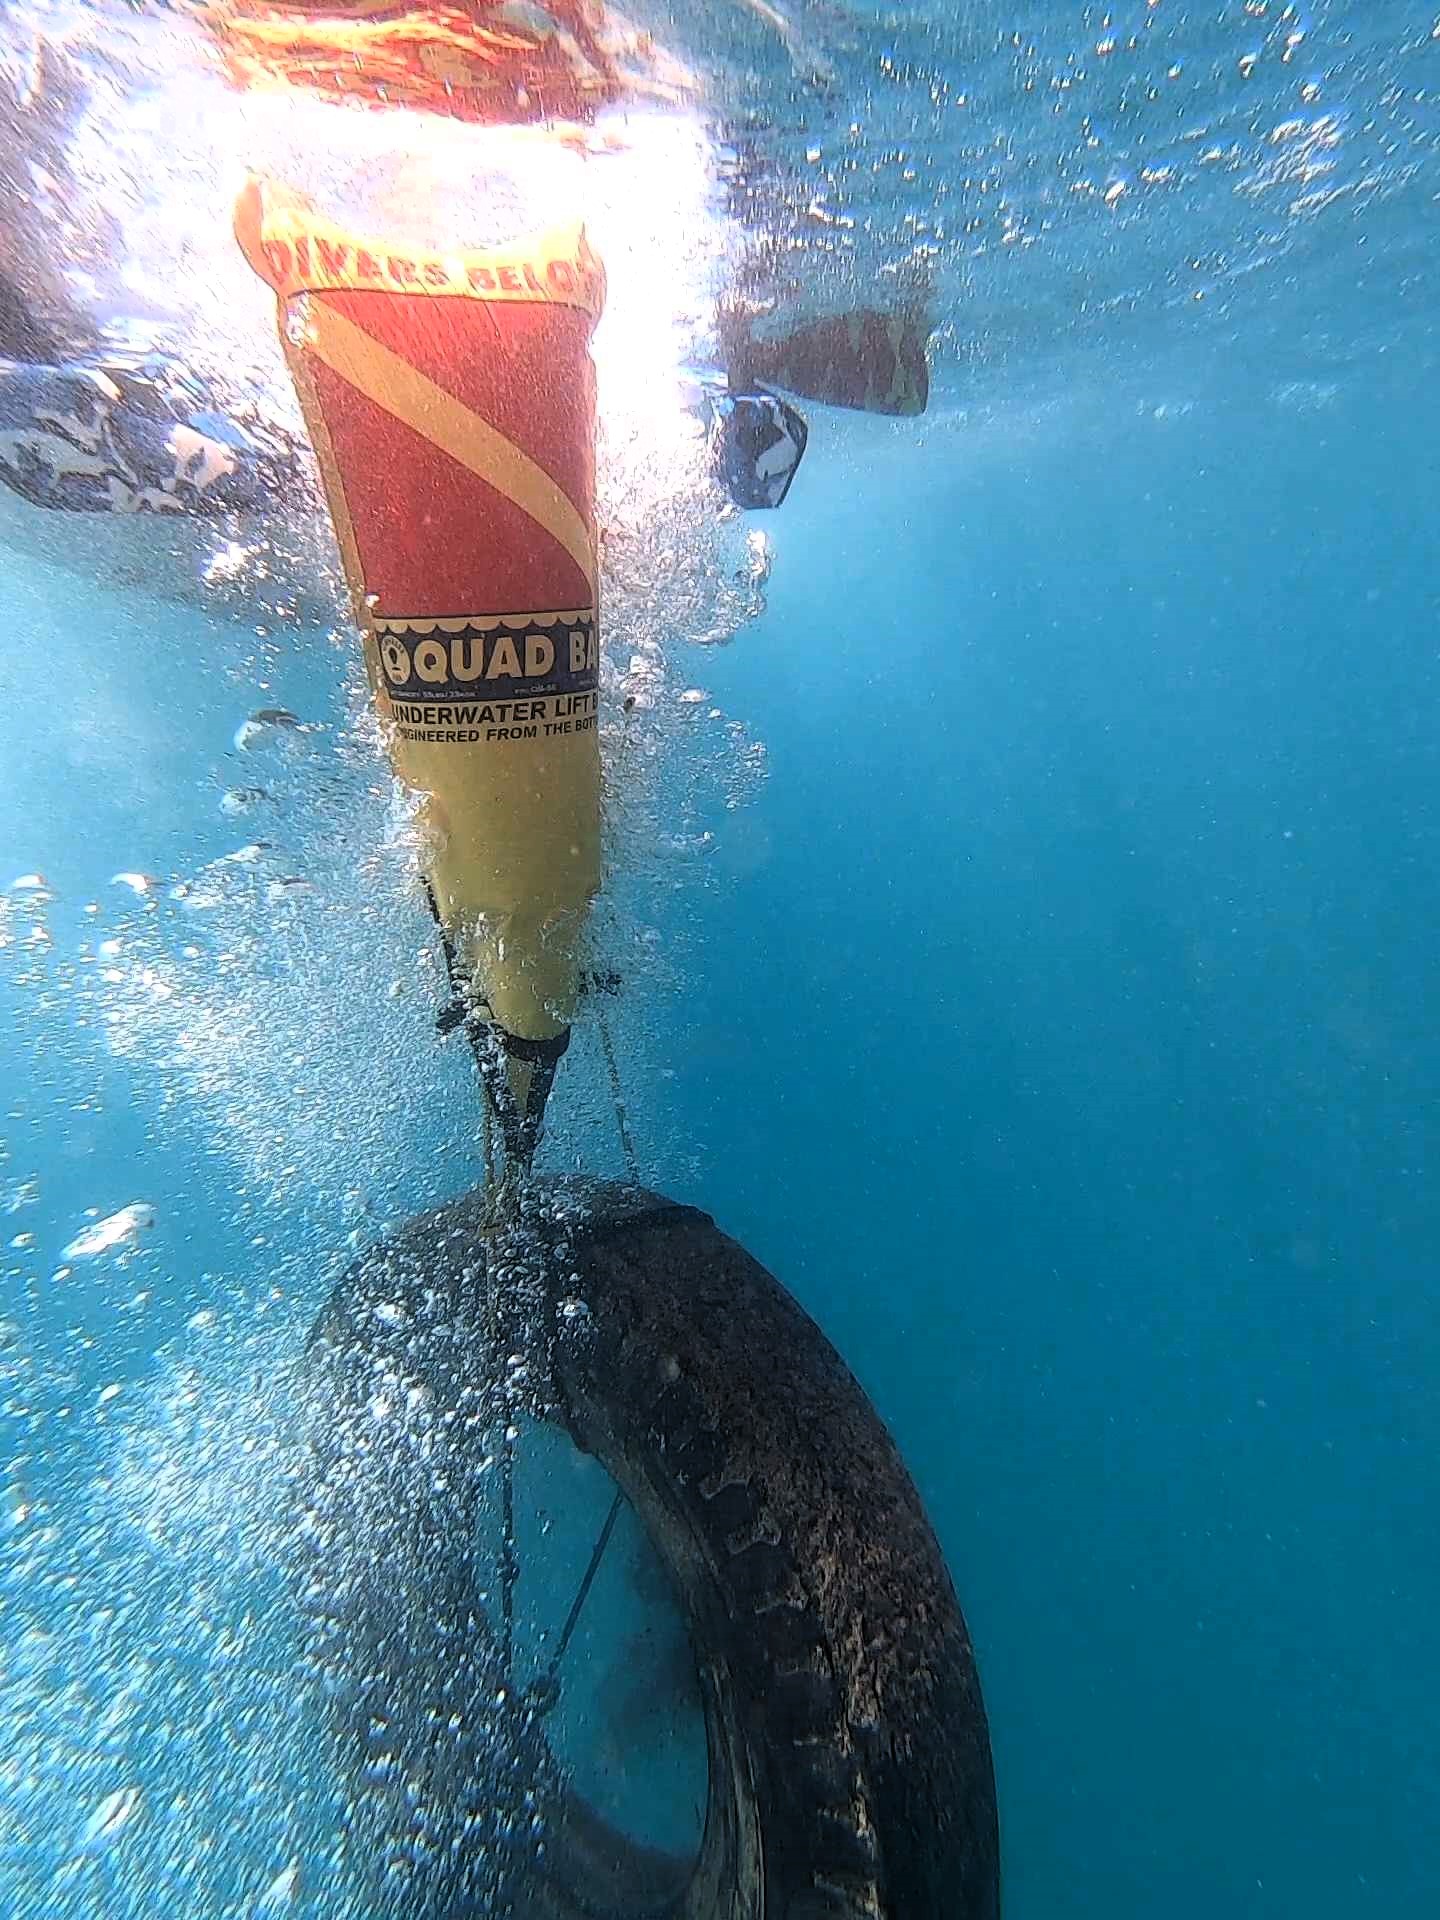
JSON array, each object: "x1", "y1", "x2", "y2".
[{"x1": 237, "y1": 178, "x2": 605, "y2": 1133}]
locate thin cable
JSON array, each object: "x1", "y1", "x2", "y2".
[
  {"x1": 597, "y1": 1007, "x2": 641, "y2": 1183},
  {"x1": 499, "y1": 1418, "x2": 518, "y2": 1679},
  {"x1": 545, "y1": 1485, "x2": 625, "y2": 1685},
  {"x1": 481, "y1": 1079, "x2": 496, "y2": 1193}
]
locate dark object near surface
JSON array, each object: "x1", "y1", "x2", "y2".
[
  {"x1": 734, "y1": 308, "x2": 930, "y2": 418},
  {"x1": 711, "y1": 388, "x2": 809, "y2": 509},
  {"x1": 0, "y1": 346, "x2": 296, "y2": 514},
  {"x1": 303, "y1": 1178, "x2": 1000, "y2": 1917}
]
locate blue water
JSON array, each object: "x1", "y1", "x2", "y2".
[
  {"x1": 3, "y1": 0, "x2": 1439, "y2": 1913},
  {"x1": 687, "y1": 363, "x2": 1440, "y2": 1914}
]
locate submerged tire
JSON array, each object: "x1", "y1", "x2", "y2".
[{"x1": 302, "y1": 1179, "x2": 999, "y2": 1919}]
